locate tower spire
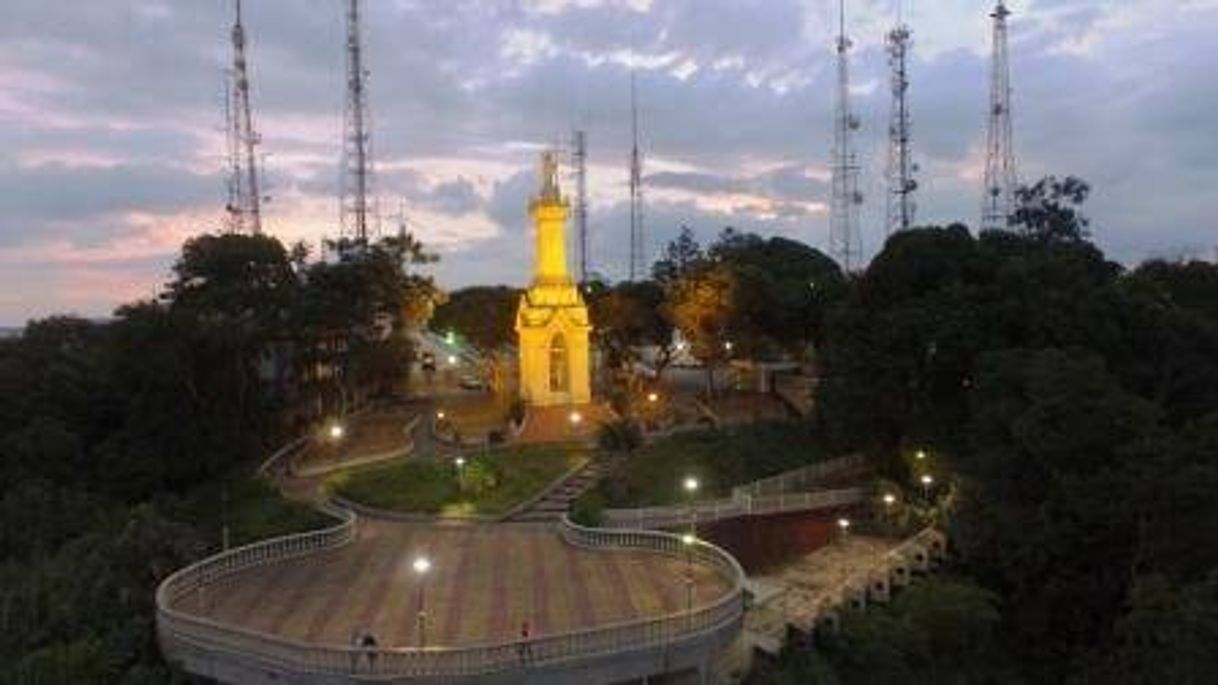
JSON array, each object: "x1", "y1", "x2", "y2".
[
  {"x1": 628, "y1": 70, "x2": 645, "y2": 282},
  {"x1": 225, "y1": 0, "x2": 262, "y2": 234},
  {"x1": 886, "y1": 7, "x2": 917, "y2": 235},
  {"x1": 829, "y1": 0, "x2": 862, "y2": 271},
  {"x1": 981, "y1": 1, "x2": 1018, "y2": 231},
  {"x1": 340, "y1": 0, "x2": 374, "y2": 250}
]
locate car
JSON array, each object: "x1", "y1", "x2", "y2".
[{"x1": 458, "y1": 375, "x2": 485, "y2": 390}]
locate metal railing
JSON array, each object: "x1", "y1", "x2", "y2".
[
  {"x1": 156, "y1": 512, "x2": 745, "y2": 679},
  {"x1": 731, "y1": 454, "x2": 868, "y2": 499},
  {"x1": 602, "y1": 486, "x2": 866, "y2": 530}
]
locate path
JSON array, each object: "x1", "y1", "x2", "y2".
[{"x1": 507, "y1": 452, "x2": 626, "y2": 523}]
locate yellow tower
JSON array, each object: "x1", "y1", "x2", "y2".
[{"x1": 516, "y1": 151, "x2": 592, "y2": 406}]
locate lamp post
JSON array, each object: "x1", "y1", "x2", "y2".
[
  {"x1": 837, "y1": 517, "x2": 851, "y2": 542},
  {"x1": 413, "y1": 556, "x2": 431, "y2": 648},
  {"x1": 455, "y1": 457, "x2": 466, "y2": 493},
  {"x1": 920, "y1": 474, "x2": 934, "y2": 500},
  {"x1": 682, "y1": 476, "x2": 699, "y2": 536}
]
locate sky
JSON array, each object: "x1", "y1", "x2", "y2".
[{"x1": 1, "y1": 0, "x2": 1216, "y2": 325}]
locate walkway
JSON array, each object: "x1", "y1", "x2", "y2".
[
  {"x1": 508, "y1": 453, "x2": 625, "y2": 523},
  {"x1": 744, "y1": 535, "x2": 899, "y2": 651},
  {"x1": 173, "y1": 519, "x2": 732, "y2": 649}
]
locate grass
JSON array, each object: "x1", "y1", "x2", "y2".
[
  {"x1": 585, "y1": 420, "x2": 831, "y2": 508},
  {"x1": 328, "y1": 444, "x2": 586, "y2": 516},
  {"x1": 167, "y1": 476, "x2": 333, "y2": 549}
]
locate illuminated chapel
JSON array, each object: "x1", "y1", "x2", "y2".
[{"x1": 515, "y1": 151, "x2": 592, "y2": 406}]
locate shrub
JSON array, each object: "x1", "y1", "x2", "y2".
[
  {"x1": 597, "y1": 419, "x2": 643, "y2": 452},
  {"x1": 569, "y1": 492, "x2": 605, "y2": 527},
  {"x1": 462, "y1": 459, "x2": 499, "y2": 496}
]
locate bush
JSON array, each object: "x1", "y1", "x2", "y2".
[
  {"x1": 462, "y1": 459, "x2": 499, "y2": 496},
  {"x1": 597, "y1": 419, "x2": 643, "y2": 452},
  {"x1": 569, "y1": 492, "x2": 605, "y2": 527}
]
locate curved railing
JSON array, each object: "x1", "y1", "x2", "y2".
[{"x1": 156, "y1": 510, "x2": 745, "y2": 680}]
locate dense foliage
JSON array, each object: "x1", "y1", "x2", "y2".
[
  {"x1": 802, "y1": 179, "x2": 1218, "y2": 683},
  {"x1": 0, "y1": 232, "x2": 437, "y2": 681}
]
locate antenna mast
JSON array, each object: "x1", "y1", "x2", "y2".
[
  {"x1": 226, "y1": 0, "x2": 262, "y2": 234},
  {"x1": 981, "y1": 1, "x2": 1017, "y2": 231},
  {"x1": 830, "y1": 0, "x2": 862, "y2": 272},
  {"x1": 340, "y1": 0, "x2": 373, "y2": 248},
  {"x1": 572, "y1": 129, "x2": 589, "y2": 283},
  {"x1": 885, "y1": 8, "x2": 916, "y2": 235},
  {"x1": 628, "y1": 71, "x2": 645, "y2": 281}
]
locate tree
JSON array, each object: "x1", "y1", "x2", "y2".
[
  {"x1": 590, "y1": 280, "x2": 674, "y2": 375},
  {"x1": 651, "y1": 225, "x2": 705, "y2": 284},
  {"x1": 428, "y1": 286, "x2": 520, "y2": 353},
  {"x1": 667, "y1": 262, "x2": 738, "y2": 395},
  {"x1": 950, "y1": 349, "x2": 1161, "y2": 680},
  {"x1": 1009, "y1": 175, "x2": 1091, "y2": 244}
]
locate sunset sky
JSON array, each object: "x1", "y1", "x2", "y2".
[{"x1": 1, "y1": 0, "x2": 1216, "y2": 324}]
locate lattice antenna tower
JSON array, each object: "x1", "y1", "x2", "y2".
[
  {"x1": 628, "y1": 70, "x2": 645, "y2": 281},
  {"x1": 885, "y1": 3, "x2": 917, "y2": 236},
  {"x1": 340, "y1": 0, "x2": 374, "y2": 250},
  {"x1": 829, "y1": 0, "x2": 863, "y2": 272},
  {"x1": 571, "y1": 129, "x2": 590, "y2": 283},
  {"x1": 981, "y1": 1, "x2": 1018, "y2": 231},
  {"x1": 225, "y1": 0, "x2": 262, "y2": 234}
]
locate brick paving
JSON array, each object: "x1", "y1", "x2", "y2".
[{"x1": 175, "y1": 519, "x2": 732, "y2": 648}]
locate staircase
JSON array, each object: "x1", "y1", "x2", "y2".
[{"x1": 508, "y1": 453, "x2": 624, "y2": 523}]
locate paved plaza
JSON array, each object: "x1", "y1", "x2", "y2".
[{"x1": 174, "y1": 519, "x2": 732, "y2": 648}]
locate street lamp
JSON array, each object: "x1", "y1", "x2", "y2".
[
  {"x1": 683, "y1": 476, "x2": 700, "y2": 541},
  {"x1": 882, "y1": 493, "x2": 897, "y2": 506},
  {"x1": 455, "y1": 457, "x2": 466, "y2": 493},
  {"x1": 723, "y1": 340, "x2": 734, "y2": 352},
  {"x1": 837, "y1": 517, "x2": 851, "y2": 540},
  {"x1": 447, "y1": 355, "x2": 458, "y2": 366},
  {"x1": 647, "y1": 392, "x2": 659, "y2": 403},
  {"x1": 328, "y1": 422, "x2": 345, "y2": 440},
  {"x1": 915, "y1": 449, "x2": 927, "y2": 461},
  {"x1": 568, "y1": 410, "x2": 582, "y2": 425},
  {"x1": 413, "y1": 556, "x2": 431, "y2": 648},
  {"x1": 920, "y1": 474, "x2": 934, "y2": 500},
  {"x1": 436, "y1": 409, "x2": 446, "y2": 421}
]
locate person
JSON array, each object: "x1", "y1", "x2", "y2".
[
  {"x1": 360, "y1": 631, "x2": 379, "y2": 670},
  {"x1": 517, "y1": 619, "x2": 534, "y2": 666}
]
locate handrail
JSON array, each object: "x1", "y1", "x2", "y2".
[
  {"x1": 602, "y1": 486, "x2": 866, "y2": 529},
  {"x1": 156, "y1": 511, "x2": 745, "y2": 679},
  {"x1": 732, "y1": 454, "x2": 868, "y2": 499}
]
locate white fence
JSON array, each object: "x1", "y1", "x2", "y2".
[
  {"x1": 731, "y1": 454, "x2": 867, "y2": 499},
  {"x1": 156, "y1": 512, "x2": 745, "y2": 680},
  {"x1": 602, "y1": 486, "x2": 866, "y2": 530}
]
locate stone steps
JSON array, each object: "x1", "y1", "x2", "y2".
[{"x1": 507, "y1": 454, "x2": 625, "y2": 522}]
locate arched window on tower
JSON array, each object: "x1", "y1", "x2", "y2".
[{"x1": 549, "y1": 333, "x2": 569, "y2": 393}]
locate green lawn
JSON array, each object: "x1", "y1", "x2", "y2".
[
  {"x1": 166, "y1": 477, "x2": 334, "y2": 549},
  {"x1": 585, "y1": 420, "x2": 831, "y2": 508},
  {"x1": 328, "y1": 445, "x2": 586, "y2": 516}
]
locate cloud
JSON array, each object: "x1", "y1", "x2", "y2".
[{"x1": 0, "y1": 0, "x2": 1216, "y2": 322}]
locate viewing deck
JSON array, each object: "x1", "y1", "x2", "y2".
[
  {"x1": 157, "y1": 511, "x2": 747, "y2": 684},
  {"x1": 172, "y1": 520, "x2": 730, "y2": 648}
]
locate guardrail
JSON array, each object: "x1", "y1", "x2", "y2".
[
  {"x1": 732, "y1": 454, "x2": 868, "y2": 499},
  {"x1": 602, "y1": 486, "x2": 867, "y2": 530},
  {"x1": 781, "y1": 527, "x2": 948, "y2": 634},
  {"x1": 156, "y1": 511, "x2": 745, "y2": 680}
]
